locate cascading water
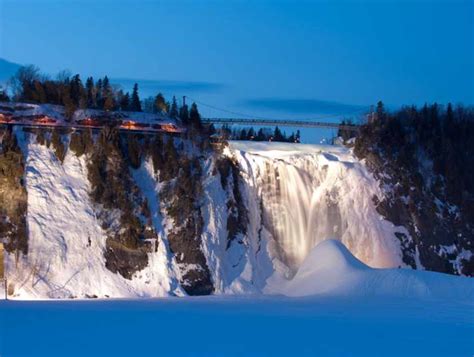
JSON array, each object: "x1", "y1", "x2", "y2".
[{"x1": 231, "y1": 141, "x2": 404, "y2": 274}]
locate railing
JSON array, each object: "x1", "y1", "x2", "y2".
[{"x1": 201, "y1": 118, "x2": 360, "y2": 131}]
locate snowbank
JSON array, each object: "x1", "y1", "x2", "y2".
[{"x1": 269, "y1": 239, "x2": 474, "y2": 301}]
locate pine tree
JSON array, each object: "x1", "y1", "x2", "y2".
[
  {"x1": 69, "y1": 74, "x2": 84, "y2": 107},
  {"x1": 103, "y1": 94, "x2": 115, "y2": 111},
  {"x1": 102, "y1": 76, "x2": 110, "y2": 98},
  {"x1": 101, "y1": 76, "x2": 115, "y2": 111},
  {"x1": 376, "y1": 101, "x2": 385, "y2": 122},
  {"x1": 189, "y1": 102, "x2": 202, "y2": 128},
  {"x1": 169, "y1": 96, "x2": 179, "y2": 118},
  {"x1": 154, "y1": 93, "x2": 167, "y2": 113},
  {"x1": 273, "y1": 126, "x2": 283, "y2": 141},
  {"x1": 247, "y1": 127, "x2": 255, "y2": 140},
  {"x1": 120, "y1": 92, "x2": 130, "y2": 111},
  {"x1": 179, "y1": 104, "x2": 189, "y2": 124},
  {"x1": 85, "y1": 77, "x2": 96, "y2": 108},
  {"x1": 130, "y1": 83, "x2": 142, "y2": 112},
  {"x1": 62, "y1": 85, "x2": 76, "y2": 121},
  {"x1": 96, "y1": 79, "x2": 103, "y2": 108}
]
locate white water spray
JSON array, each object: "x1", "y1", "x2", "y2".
[{"x1": 231, "y1": 141, "x2": 404, "y2": 273}]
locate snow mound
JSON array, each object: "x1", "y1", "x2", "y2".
[
  {"x1": 297, "y1": 239, "x2": 368, "y2": 274},
  {"x1": 271, "y1": 239, "x2": 474, "y2": 301}
]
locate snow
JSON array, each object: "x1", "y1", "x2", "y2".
[
  {"x1": 0, "y1": 101, "x2": 178, "y2": 125},
  {"x1": 0, "y1": 294, "x2": 472, "y2": 356},
  {"x1": 7, "y1": 134, "x2": 175, "y2": 298},
  {"x1": 4, "y1": 137, "x2": 473, "y2": 305},
  {"x1": 1, "y1": 137, "x2": 473, "y2": 355},
  {"x1": 230, "y1": 140, "x2": 406, "y2": 273},
  {"x1": 267, "y1": 239, "x2": 474, "y2": 301}
]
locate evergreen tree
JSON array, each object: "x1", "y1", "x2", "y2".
[
  {"x1": 169, "y1": 96, "x2": 179, "y2": 118},
  {"x1": 179, "y1": 104, "x2": 189, "y2": 124},
  {"x1": 130, "y1": 83, "x2": 142, "y2": 112},
  {"x1": 256, "y1": 128, "x2": 265, "y2": 141},
  {"x1": 96, "y1": 79, "x2": 103, "y2": 108},
  {"x1": 376, "y1": 101, "x2": 385, "y2": 122},
  {"x1": 102, "y1": 76, "x2": 110, "y2": 98},
  {"x1": 69, "y1": 74, "x2": 83, "y2": 106},
  {"x1": 120, "y1": 92, "x2": 130, "y2": 111},
  {"x1": 154, "y1": 93, "x2": 167, "y2": 113},
  {"x1": 189, "y1": 102, "x2": 202, "y2": 128},
  {"x1": 103, "y1": 94, "x2": 115, "y2": 111},
  {"x1": 101, "y1": 76, "x2": 115, "y2": 111},
  {"x1": 85, "y1": 77, "x2": 96, "y2": 108},
  {"x1": 247, "y1": 127, "x2": 255, "y2": 140},
  {"x1": 61, "y1": 84, "x2": 76, "y2": 121},
  {"x1": 273, "y1": 126, "x2": 283, "y2": 141}
]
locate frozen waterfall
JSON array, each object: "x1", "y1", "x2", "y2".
[{"x1": 230, "y1": 141, "x2": 404, "y2": 274}]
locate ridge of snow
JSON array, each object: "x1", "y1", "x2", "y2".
[{"x1": 268, "y1": 239, "x2": 474, "y2": 301}]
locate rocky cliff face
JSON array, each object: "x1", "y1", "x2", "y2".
[
  {"x1": 0, "y1": 128, "x2": 28, "y2": 258},
  {"x1": 1, "y1": 127, "x2": 263, "y2": 298},
  {"x1": 354, "y1": 107, "x2": 474, "y2": 276},
  {"x1": 0, "y1": 124, "x2": 471, "y2": 299}
]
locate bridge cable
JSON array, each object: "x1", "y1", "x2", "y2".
[{"x1": 186, "y1": 96, "x2": 369, "y2": 122}]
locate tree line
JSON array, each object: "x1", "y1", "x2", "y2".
[
  {"x1": 3, "y1": 65, "x2": 203, "y2": 127},
  {"x1": 221, "y1": 125, "x2": 301, "y2": 143},
  {"x1": 355, "y1": 101, "x2": 474, "y2": 208}
]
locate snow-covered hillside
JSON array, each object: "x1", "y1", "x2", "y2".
[{"x1": 1, "y1": 131, "x2": 472, "y2": 300}]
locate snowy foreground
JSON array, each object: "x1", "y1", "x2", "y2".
[
  {"x1": 0, "y1": 294, "x2": 472, "y2": 356},
  {"x1": 1, "y1": 240, "x2": 473, "y2": 356}
]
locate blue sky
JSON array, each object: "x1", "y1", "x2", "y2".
[{"x1": 0, "y1": 0, "x2": 473, "y2": 119}]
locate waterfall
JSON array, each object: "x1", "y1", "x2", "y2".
[{"x1": 231, "y1": 142, "x2": 404, "y2": 274}]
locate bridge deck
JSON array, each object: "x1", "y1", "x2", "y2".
[{"x1": 202, "y1": 118, "x2": 359, "y2": 130}]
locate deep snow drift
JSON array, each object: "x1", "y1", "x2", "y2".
[{"x1": 268, "y1": 239, "x2": 474, "y2": 301}]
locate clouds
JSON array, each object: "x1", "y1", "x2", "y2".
[
  {"x1": 243, "y1": 98, "x2": 367, "y2": 116},
  {"x1": 113, "y1": 78, "x2": 225, "y2": 98}
]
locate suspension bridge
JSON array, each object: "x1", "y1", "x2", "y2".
[
  {"x1": 186, "y1": 96, "x2": 364, "y2": 132},
  {"x1": 201, "y1": 118, "x2": 360, "y2": 131}
]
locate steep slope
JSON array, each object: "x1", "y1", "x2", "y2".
[
  {"x1": 7, "y1": 132, "x2": 176, "y2": 298},
  {"x1": 354, "y1": 105, "x2": 474, "y2": 275},
  {"x1": 3, "y1": 130, "x2": 268, "y2": 298},
  {"x1": 1, "y1": 130, "x2": 472, "y2": 299}
]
